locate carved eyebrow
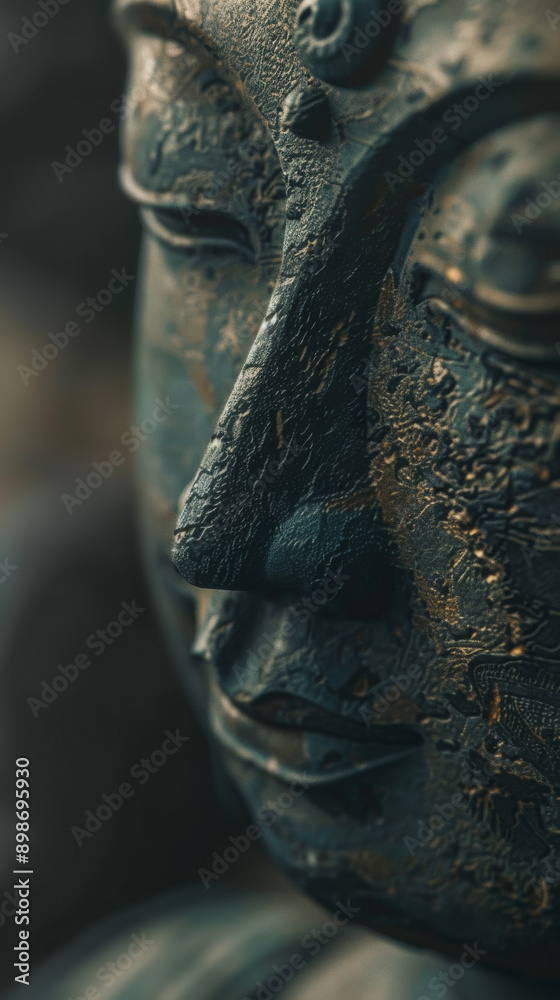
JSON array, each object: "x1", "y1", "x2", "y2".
[{"x1": 359, "y1": 74, "x2": 560, "y2": 195}]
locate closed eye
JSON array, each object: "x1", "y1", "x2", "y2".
[
  {"x1": 407, "y1": 114, "x2": 560, "y2": 362},
  {"x1": 140, "y1": 206, "x2": 256, "y2": 261},
  {"x1": 413, "y1": 267, "x2": 560, "y2": 361}
]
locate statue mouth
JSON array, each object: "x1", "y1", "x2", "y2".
[
  {"x1": 188, "y1": 584, "x2": 423, "y2": 784},
  {"x1": 208, "y1": 669, "x2": 421, "y2": 786}
]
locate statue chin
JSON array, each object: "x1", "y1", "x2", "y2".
[{"x1": 114, "y1": 0, "x2": 560, "y2": 981}]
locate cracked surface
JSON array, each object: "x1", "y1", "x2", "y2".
[{"x1": 116, "y1": 0, "x2": 560, "y2": 979}]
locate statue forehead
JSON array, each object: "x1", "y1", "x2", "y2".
[
  {"x1": 117, "y1": 0, "x2": 560, "y2": 228},
  {"x1": 170, "y1": 0, "x2": 558, "y2": 128},
  {"x1": 117, "y1": 0, "x2": 559, "y2": 211}
]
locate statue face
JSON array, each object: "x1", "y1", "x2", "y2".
[{"x1": 116, "y1": 0, "x2": 560, "y2": 977}]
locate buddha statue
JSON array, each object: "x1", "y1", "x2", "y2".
[
  {"x1": 20, "y1": 0, "x2": 559, "y2": 996},
  {"x1": 112, "y1": 0, "x2": 560, "y2": 984}
]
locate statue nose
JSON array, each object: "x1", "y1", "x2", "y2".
[
  {"x1": 172, "y1": 231, "x2": 396, "y2": 600},
  {"x1": 264, "y1": 504, "x2": 393, "y2": 596},
  {"x1": 174, "y1": 459, "x2": 393, "y2": 591},
  {"x1": 172, "y1": 289, "x2": 396, "y2": 604}
]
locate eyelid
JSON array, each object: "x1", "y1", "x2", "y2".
[
  {"x1": 416, "y1": 250, "x2": 560, "y2": 315},
  {"x1": 119, "y1": 164, "x2": 193, "y2": 209},
  {"x1": 415, "y1": 270, "x2": 560, "y2": 362},
  {"x1": 120, "y1": 170, "x2": 257, "y2": 262},
  {"x1": 119, "y1": 154, "x2": 261, "y2": 265},
  {"x1": 464, "y1": 284, "x2": 560, "y2": 315},
  {"x1": 140, "y1": 206, "x2": 255, "y2": 260}
]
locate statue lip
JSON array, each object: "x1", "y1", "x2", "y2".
[{"x1": 208, "y1": 671, "x2": 420, "y2": 786}]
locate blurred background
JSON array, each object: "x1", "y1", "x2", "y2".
[
  {"x1": 0, "y1": 0, "x2": 136, "y2": 506},
  {"x1": 0, "y1": 1, "x2": 235, "y2": 991}
]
